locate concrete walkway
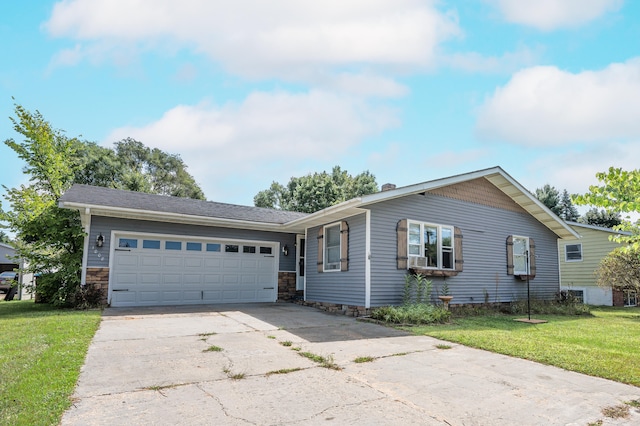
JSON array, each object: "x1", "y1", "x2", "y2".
[{"x1": 62, "y1": 303, "x2": 639, "y2": 425}]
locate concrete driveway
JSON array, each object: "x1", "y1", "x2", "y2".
[{"x1": 62, "y1": 303, "x2": 639, "y2": 425}]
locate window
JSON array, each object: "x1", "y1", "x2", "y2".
[
  {"x1": 243, "y1": 245, "x2": 256, "y2": 254},
  {"x1": 512, "y1": 236, "x2": 529, "y2": 275},
  {"x1": 165, "y1": 241, "x2": 182, "y2": 250},
  {"x1": 259, "y1": 247, "x2": 272, "y2": 254},
  {"x1": 142, "y1": 240, "x2": 161, "y2": 249},
  {"x1": 565, "y1": 243, "x2": 582, "y2": 262},
  {"x1": 624, "y1": 290, "x2": 637, "y2": 307},
  {"x1": 567, "y1": 289, "x2": 584, "y2": 303},
  {"x1": 407, "y1": 221, "x2": 454, "y2": 270},
  {"x1": 324, "y1": 223, "x2": 341, "y2": 271},
  {"x1": 206, "y1": 243, "x2": 221, "y2": 252},
  {"x1": 225, "y1": 244, "x2": 239, "y2": 253},
  {"x1": 186, "y1": 242, "x2": 202, "y2": 251},
  {"x1": 118, "y1": 238, "x2": 137, "y2": 248}
]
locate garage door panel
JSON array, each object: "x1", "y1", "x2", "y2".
[
  {"x1": 163, "y1": 257, "x2": 183, "y2": 267},
  {"x1": 114, "y1": 273, "x2": 137, "y2": 286},
  {"x1": 111, "y1": 236, "x2": 277, "y2": 307},
  {"x1": 140, "y1": 273, "x2": 161, "y2": 285},
  {"x1": 184, "y1": 257, "x2": 202, "y2": 268},
  {"x1": 182, "y1": 290, "x2": 202, "y2": 302},
  {"x1": 138, "y1": 291, "x2": 162, "y2": 302},
  {"x1": 115, "y1": 255, "x2": 138, "y2": 267},
  {"x1": 223, "y1": 259, "x2": 240, "y2": 269},
  {"x1": 163, "y1": 274, "x2": 183, "y2": 285},
  {"x1": 205, "y1": 258, "x2": 221, "y2": 268},
  {"x1": 141, "y1": 255, "x2": 162, "y2": 267},
  {"x1": 203, "y1": 291, "x2": 222, "y2": 302},
  {"x1": 160, "y1": 291, "x2": 181, "y2": 303}
]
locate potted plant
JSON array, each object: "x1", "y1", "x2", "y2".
[{"x1": 438, "y1": 280, "x2": 453, "y2": 310}]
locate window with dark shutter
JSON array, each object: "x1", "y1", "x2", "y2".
[
  {"x1": 317, "y1": 226, "x2": 324, "y2": 273},
  {"x1": 340, "y1": 221, "x2": 349, "y2": 271},
  {"x1": 397, "y1": 219, "x2": 408, "y2": 269},
  {"x1": 506, "y1": 235, "x2": 536, "y2": 280}
]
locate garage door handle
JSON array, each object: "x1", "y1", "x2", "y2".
[
  {"x1": 112, "y1": 289, "x2": 129, "y2": 292},
  {"x1": 115, "y1": 248, "x2": 131, "y2": 252},
  {"x1": 263, "y1": 287, "x2": 274, "y2": 290}
]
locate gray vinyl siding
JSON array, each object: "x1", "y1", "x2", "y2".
[
  {"x1": 87, "y1": 216, "x2": 298, "y2": 271},
  {"x1": 367, "y1": 193, "x2": 561, "y2": 306},
  {"x1": 305, "y1": 213, "x2": 367, "y2": 306}
]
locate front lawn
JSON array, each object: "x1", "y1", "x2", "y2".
[
  {"x1": 409, "y1": 307, "x2": 640, "y2": 387},
  {"x1": 0, "y1": 300, "x2": 101, "y2": 426}
]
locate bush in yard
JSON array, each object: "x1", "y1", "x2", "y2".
[{"x1": 371, "y1": 303, "x2": 451, "y2": 325}]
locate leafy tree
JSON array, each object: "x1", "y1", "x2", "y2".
[
  {"x1": 535, "y1": 184, "x2": 562, "y2": 216},
  {"x1": 0, "y1": 230, "x2": 11, "y2": 244},
  {"x1": 1, "y1": 104, "x2": 206, "y2": 306},
  {"x1": 578, "y1": 208, "x2": 622, "y2": 229},
  {"x1": 559, "y1": 189, "x2": 580, "y2": 221},
  {"x1": 1, "y1": 104, "x2": 84, "y2": 306},
  {"x1": 574, "y1": 167, "x2": 640, "y2": 249},
  {"x1": 254, "y1": 166, "x2": 378, "y2": 213},
  {"x1": 73, "y1": 138, "x2": 205, "y2": 199},
  {"x1": 595, "y1": 246, "x2": 640, "y2": 293}
]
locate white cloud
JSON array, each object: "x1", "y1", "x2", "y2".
[
  {"x1": 521, "y1": 141, "x2": 640, "y2": 197},
  {"x1": 443, "y1": 45, "x2": 543, "y2": 74},
  {"x1": 105, "y1": 90, "x2": 399, "y2": 200},
  {"x1": 486, "y1": 0, "x2": 622, "y2": 31},
  {"x1": 476, "y1": 58, "x2": 640, "y2": 146},
  {"x1": 44, "y1": 0, "x2": 460, "y2": 90}
]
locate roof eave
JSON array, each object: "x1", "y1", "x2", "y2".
[{"x1": 59, "y1": 201, "x2": 288, "y2": 232}]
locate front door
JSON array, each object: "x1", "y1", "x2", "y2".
[{"x1": 296, "y1": 235, "x2": 305, "y2": 291}]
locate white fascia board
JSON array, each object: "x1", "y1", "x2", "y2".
[
  {"x1": 59, "y1": 201, "x2": 286, "y2": 232},
  {"x1": 282, "y1": 198, "x2": 366, "y2": 231},
  {"x1": 485, "y1": 170, "x2": 579, "y2": 239},
  {"x1": 566, "y1": 221, "x2": 632, "y2": 235}
]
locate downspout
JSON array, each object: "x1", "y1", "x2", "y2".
[
  {"x1": 365, "y1": 210, "x2": 371, "y2": 309},
  {"x1": 304, "y1": 227, "x2": 308, "y2": 302},
  {"x1": 81, "y1": 208, "x2": 91, "y2": 286}
]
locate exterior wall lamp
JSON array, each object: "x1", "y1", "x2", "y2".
[
  {"x1": 96, "y1": 233, "x2": 104, "y2": 248},
  {"x1": 282, "y1": 244, "x2": 289, "y2": 256}
]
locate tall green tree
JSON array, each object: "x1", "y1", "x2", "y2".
[
  {"x1": 535, "y1": 184, "x2": 562, "y2": 216},
  {"x1": 72, "y1": 138, "x2": 205, "y2": 199},
  {"x1": 578, "y1": 208, "x2": 622, "y2": 229},
  {"x1": 559, "y1": 189, "x2": 580, "y2": 221},
  {"x1": 1, "y1": 104, "x2": 207, "y2": 306},
  {"x1": 1, "y1": 104, "x2": 84, "y2": 306},
  {"x1": 254, "y1": 166, "x2": 378, "y2": 213},
  {"x1": 574, "y1": 167, "x2": 640, "y2": 248},
  {"x1": 0, "y1": 230, "x2": 11, "y2": 244}
]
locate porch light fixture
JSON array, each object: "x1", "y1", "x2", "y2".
[
  {"x1": 96, "y1": 233, "x2": 104, "y2": 248},
  {"x1": 282, "y1": 244, "x2": 289, "y2": 256}
]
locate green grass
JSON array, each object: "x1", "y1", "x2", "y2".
[
  {"x1": 409, "y1": 307, "x2": 640, "y2": 386},
  {"x1": 0, "y1": 300, "x2": 102, "y2": 426},
  {"x1": 203, "y1": 345, "x2": 223, "y2": 352}
]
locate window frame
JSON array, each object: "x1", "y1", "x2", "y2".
[
  {"x1": 406, "y1": 220, "x2": 455, "y2": 271},
  {"x1": 512, "y1": 235, "x2": 530, "y2": 275},
  {"x1": 623, "y1": 290, "x2": 637, "y2": 307},
  {"x1": 564, "y1": 243, "x2": 583, "y2": 262},
  {"x1": 323, "y1": 222, "x2": 342, "y2": 272}
]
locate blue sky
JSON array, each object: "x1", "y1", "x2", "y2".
[{"x1": 1, "y1": 0, "x2": 639, "y2": 209}]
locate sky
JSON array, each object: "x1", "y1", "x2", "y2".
[{"x1": 1, "y1": 0, "x2": 639, "y2": 210}]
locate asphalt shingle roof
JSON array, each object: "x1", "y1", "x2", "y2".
[{"x1": 59, "y1": 184, "x2": 308, "y2": 224}]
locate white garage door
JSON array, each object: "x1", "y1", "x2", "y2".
[{"x1": 110, "y1": 234, "x2": 278, "y2": 307}]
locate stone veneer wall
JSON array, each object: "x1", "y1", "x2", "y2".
[
  {"x1": 294, "y1": 300, "x2": 370, "y2": 317},
  {"x1": 86, "y1": 267, "x2": 109, "y2": 306},
  {"x1": 278, "y1": 271, "x2": 302, "y2": 301}
]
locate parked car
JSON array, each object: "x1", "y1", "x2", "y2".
[{"x1": 0, "y1": 271, "x2": 18, "y2": 293}]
